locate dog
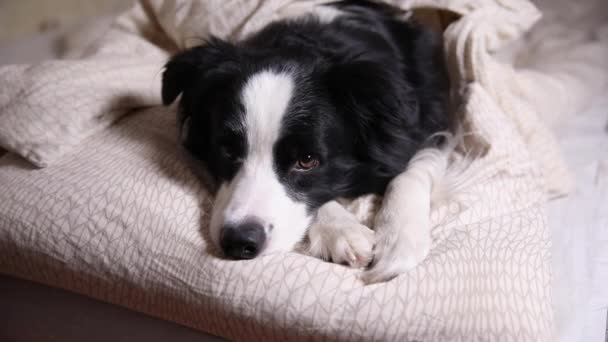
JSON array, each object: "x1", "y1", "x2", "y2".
[{"x1": 161, "y1": 0, "x2": 450, "y2": 283}]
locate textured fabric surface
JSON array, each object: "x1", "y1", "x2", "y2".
[
  {"x1": 0, "y1": 0, "x2": 607, "y2": 341},
  {"x1": 0, "y1": 104, "x2": 553, "y2": 341}
]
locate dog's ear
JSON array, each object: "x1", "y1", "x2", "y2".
[
  {"x1": 325, "y1": 56, "x2": 419, "y2": 139},
  {"x1": 162, "y1": 38, "x2": 240, "y2": 105}
]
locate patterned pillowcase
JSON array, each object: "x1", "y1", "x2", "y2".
[{"x1": 0, "y1": 105, "x2": 554, "y2": 340}]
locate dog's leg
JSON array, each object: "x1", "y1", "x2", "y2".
[
  {"x1": 361, "y1": 147, "x2": 448, "y2": 284},
  {"x1": 306, "y1": 200, "x2": 375, "y2": 268}
]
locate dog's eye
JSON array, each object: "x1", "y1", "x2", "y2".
[{"x1": 294, "y1": 154, "x2": 319, "y2": 171}]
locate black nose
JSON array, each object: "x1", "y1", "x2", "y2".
[{"x1": 219, "y1": 221, "x2": 266, "y2": 260}]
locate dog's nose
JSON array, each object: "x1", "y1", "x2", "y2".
[{"x1": 219, "y1": 221, "x2": 266, "y2": 260}]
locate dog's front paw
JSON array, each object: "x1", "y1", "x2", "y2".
[
  {"x1": 308, "y1": 207, "x2": 375, "y2": 268},
  {"x1": 360, "y1": 224, "x2": 431, "y2": 284}
]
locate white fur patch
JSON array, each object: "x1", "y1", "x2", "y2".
[
  {"x1": 361, "y1": 147, "x2": 451, "y2": 284},
  {"x1": 209, "y1": 70, "x2": 312, "y2": 254},
  {"x1": 308, "y1": 200, "x2": 375, "y2": 268}
]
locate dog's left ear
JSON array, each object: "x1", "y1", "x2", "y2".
[
  {"x1": 162, "y1": 38, "x2": 240, "y2": 105},
  {"x1": 162, "y1": 51, "x2": 196, "y2": 105}
]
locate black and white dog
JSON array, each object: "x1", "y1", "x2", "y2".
[{"x1": 162, "y1": 0, "x2": 450, "y2": 283}]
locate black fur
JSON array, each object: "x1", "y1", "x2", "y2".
[{"x1": 162, "y1": 0, "x2": 449, "y2": 210}]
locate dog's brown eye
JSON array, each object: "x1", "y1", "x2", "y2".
[{"x1": 295, "y1": 154, "x2": 319, "y2": 171}]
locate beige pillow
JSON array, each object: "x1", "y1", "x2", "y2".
[{"x1": 0, "y1": 105, "x2": 554, "y2": 340}]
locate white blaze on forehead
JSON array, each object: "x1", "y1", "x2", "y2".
[
  {"x1": 241, "y1": 70, "x2": 294, "y2": 152},
  {"x1": 209, "y1": 70, "x2": 312, "y2": 254}
]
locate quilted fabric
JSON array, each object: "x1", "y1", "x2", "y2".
[
  {"x1": 1, "y1": 0, "x2": 607, "y2": 340},
  {"x1": 0, "y1": 103, "x2": 552, "y2": 341}
]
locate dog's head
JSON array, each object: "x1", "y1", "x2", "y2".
[{"x1": 161, "y1": 16, "x2": 446, "y2": 259}]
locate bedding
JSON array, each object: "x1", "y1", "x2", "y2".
[
  {"x1": 548, "y1": 93, "x2": 608, "y2": 342},
  {"x1": 0, "y1": 104, "x2": 555, "y2": 341},
  {"x1": 516, "y1": 2, "x2": 608, "y2": 338},
  {"x1": 0, "y1": 0, "x2": 607, "y2": 341}
]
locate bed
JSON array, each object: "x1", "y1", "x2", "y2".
[{"x1": 0, "y1": 0, "x2": 606, "y2": 341}]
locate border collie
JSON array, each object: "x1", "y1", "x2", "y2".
[{"x1": 162, "y1": 0, "x2": 450, "y2": 283}]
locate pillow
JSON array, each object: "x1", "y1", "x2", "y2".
[{"x1": 0, "y1": 101, "x2": 554, "y2": 341}]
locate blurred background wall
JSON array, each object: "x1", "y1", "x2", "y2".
[
  {"x1": 0, "y1": 0, "x2": 136, "y2": 64},
  {"x1": 0, "y1": 0, "x2": 132, "y2": 43}
]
